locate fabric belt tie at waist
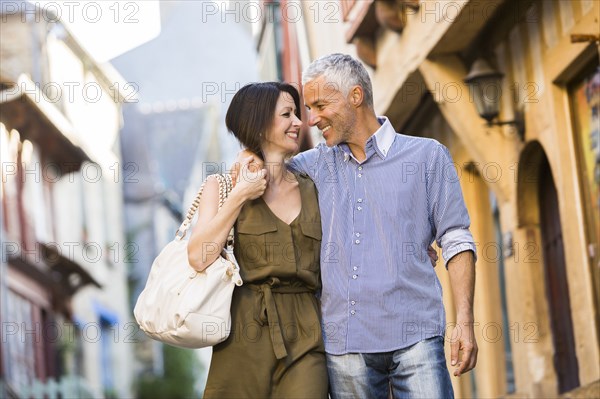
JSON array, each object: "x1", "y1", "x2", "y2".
[{"x1": 246, "y1": 277, "x2": 312, "y2": 360}]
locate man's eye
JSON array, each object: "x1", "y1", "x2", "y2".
[{"x1": 317, "y1": 105, "x2": 325, "y2": 111}]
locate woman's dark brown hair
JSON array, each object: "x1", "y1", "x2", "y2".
[{"x1": 225, "y1": 82, "x2": 301, "y2": 160}]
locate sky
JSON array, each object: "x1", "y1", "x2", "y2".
[{"x1": 33, "y1": 0, "x2": 162, "y2": 62}]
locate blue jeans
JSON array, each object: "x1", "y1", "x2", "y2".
[{"x1": 327, "y1": 336, "x2": 454, "y2": 399}]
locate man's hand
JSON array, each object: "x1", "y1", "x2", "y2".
[
  {"x1": 230, "y1": 150, "x2": 263, "y2": 186},
  {"x1": 446, "y1": 250, "x2": 477, "y2": 377},
  {"x1": 450, "y1": 315, "x2": 478, "y2": 377},
  {"x1": 427, "y1": 245, "x2": 439, "y2": 267}
]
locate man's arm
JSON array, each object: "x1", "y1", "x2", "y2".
[
  {"x1": 287, "y1": 147, "x2": 320, "y2": 179},
  {"x1": 230, "y1": 147, "x2": 321, "y2": 184},
  {"x1": 426, "y1": 142, "x2": 478, "y2": 375},
  {"x1": 447, "y1": 250, "x2": 478, "y2": 377}
]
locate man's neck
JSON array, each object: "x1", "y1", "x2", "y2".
[{"x1": 345, "y1": 114, "x2": 382, "y2": 161}]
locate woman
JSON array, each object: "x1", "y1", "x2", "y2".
[{"x1": 187, "y1": 82, "x2": 328, "y2": 398}]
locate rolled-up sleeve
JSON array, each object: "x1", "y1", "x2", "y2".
[
  {"x1": 427, "y1": 143, "x2": 477, "y2": 266},
  {"x1": 439, "y1": 228, "x2": 477, "y2": 266}
]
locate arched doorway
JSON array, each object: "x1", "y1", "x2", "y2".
[{"x1": 518, "y1": 142, "x2": 580, "y2": 393}]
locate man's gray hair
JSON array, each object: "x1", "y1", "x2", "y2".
[{"x1": 302, "y1": 53, "x2": 374, "y2": 108}]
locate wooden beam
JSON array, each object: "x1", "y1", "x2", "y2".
[
  {"x1": 345, "y1": 0, "x2": 377, "y2": 43},
  {"x1": 418, "y1": 54, "x2": 521, "y2": 203},
  {"x1": 429, "y1": 0, "x2": 506, "y2": 56}
]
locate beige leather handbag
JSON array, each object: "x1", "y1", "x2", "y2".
[{"x1": 134, "y1": 174, "x2": 243, "y2": 348}]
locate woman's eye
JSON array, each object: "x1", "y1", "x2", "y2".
[{"x1": 282, "y1": 113, "x2": 290, "y2": 117}]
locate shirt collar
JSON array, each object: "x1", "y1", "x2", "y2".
[
  {"x1": 339, "y1": 116, "x2": 396, "y2": 162},
  {"x1": 370, "y1": 116, "x2": 395, "y2": 158}
]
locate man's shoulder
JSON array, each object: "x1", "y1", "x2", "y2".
[
  {"x1": 396, "y1": 132, "x2": 439, "y2": 145},
  {"x1": 394, "y1": 133, "x2": 446, "y2": 154}
]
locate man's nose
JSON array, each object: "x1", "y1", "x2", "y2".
[{"x1": 307, "y1": 111, "x2": 318, "y2": 127}]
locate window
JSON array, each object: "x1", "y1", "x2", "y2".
[
  {"x1": 569, "y1": 63, "x2": 600, "y2": 307},
  {"x1": 4, "y1": 289, "x2": 38, "y2": 392}
]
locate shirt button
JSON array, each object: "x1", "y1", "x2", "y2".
[
  {"x1": 355, "y1": 240, "x2": 360, "y2": 244},
  {"x1": 358, "y1": 166, "x2": 363, "y2": 171},
  {"x1": 353, "y1": 266, "x2": 358, "y2": 271},
  {"x1": 357, "y1": 198, "x2": 363, "y2": 203},
  {"x1": 358, "y1": 173, "x2": 362, "y2": 178},
  {"x1": 355, "y1": 232, "x2": 360, "y2": 237},
  {"x1": 350, "y1": 310, "x2": 356, "y2": 315},
  {"x1": 357, "y1": 206, "x2": 362, "y2": 211},
  {"x1": 351, "y1": 300, "x2": 356, "y2": 305},
  {"x1": 352, "y1": 274, "x2": 358, "y2": 279}
]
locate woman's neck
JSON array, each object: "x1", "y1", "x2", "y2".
[{"x1": 262, "y1": 153, "x2": 290, "y2": 186}]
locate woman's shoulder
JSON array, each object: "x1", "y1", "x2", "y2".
[
  {"x1": 293, "y1": 172, "x2": 317, "y2": 190},
  {"x1": 292, "y1": 172, "x2": 320, "y2": 208},
  {"x1": 292, "y1": 171, "x2": 312, "y2": 183}
]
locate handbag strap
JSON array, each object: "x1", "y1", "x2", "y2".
[{"x1": 175, "y1": 174, "x2": 234, "y2": 242}]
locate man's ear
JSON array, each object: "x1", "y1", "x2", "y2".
[{"x1": 350, "y1": 86, "x2": 364, "y2": 107}]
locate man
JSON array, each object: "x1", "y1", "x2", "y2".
[{"x1": 240, "y1": 53, "x2": 477, "y2": 398}]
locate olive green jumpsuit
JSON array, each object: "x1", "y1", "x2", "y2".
[{"x1": 203, "y1": 174, "x2": 328, "y2": 399}]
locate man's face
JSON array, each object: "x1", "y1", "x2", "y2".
[{"x1": 303, "y1": 76, "x2": 357, "y2": 147}]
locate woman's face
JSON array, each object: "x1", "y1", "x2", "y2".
[{"x1": 261, "y1": 91, "x2": 302, "y2": 157}]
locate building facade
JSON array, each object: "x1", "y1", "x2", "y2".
[{"x1": 0, "y1": 4, "x2": 134, "y2": 398}]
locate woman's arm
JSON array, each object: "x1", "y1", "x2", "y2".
[{"x1": 187, "y1": 161, "x2": 267, "y2": 271}]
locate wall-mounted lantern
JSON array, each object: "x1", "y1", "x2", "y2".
[{"x1": 464, "y1": 58, "x2": 525, "y2": 140}]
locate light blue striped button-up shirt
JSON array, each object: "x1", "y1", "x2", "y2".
[{"x1": 288, "y1": 117, "x2": 476, "y2": 355}]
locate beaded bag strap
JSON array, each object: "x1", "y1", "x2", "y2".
[{"x1": 175, "y1": 174, "x2": 233, "y2": 243}]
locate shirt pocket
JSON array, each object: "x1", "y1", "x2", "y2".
[
  {"x1": 236, "y1": 222, "x2": 278, "y2": 268},
  {"x1": 299, "y1": 222, "x2": 322, "y2": 272}
]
